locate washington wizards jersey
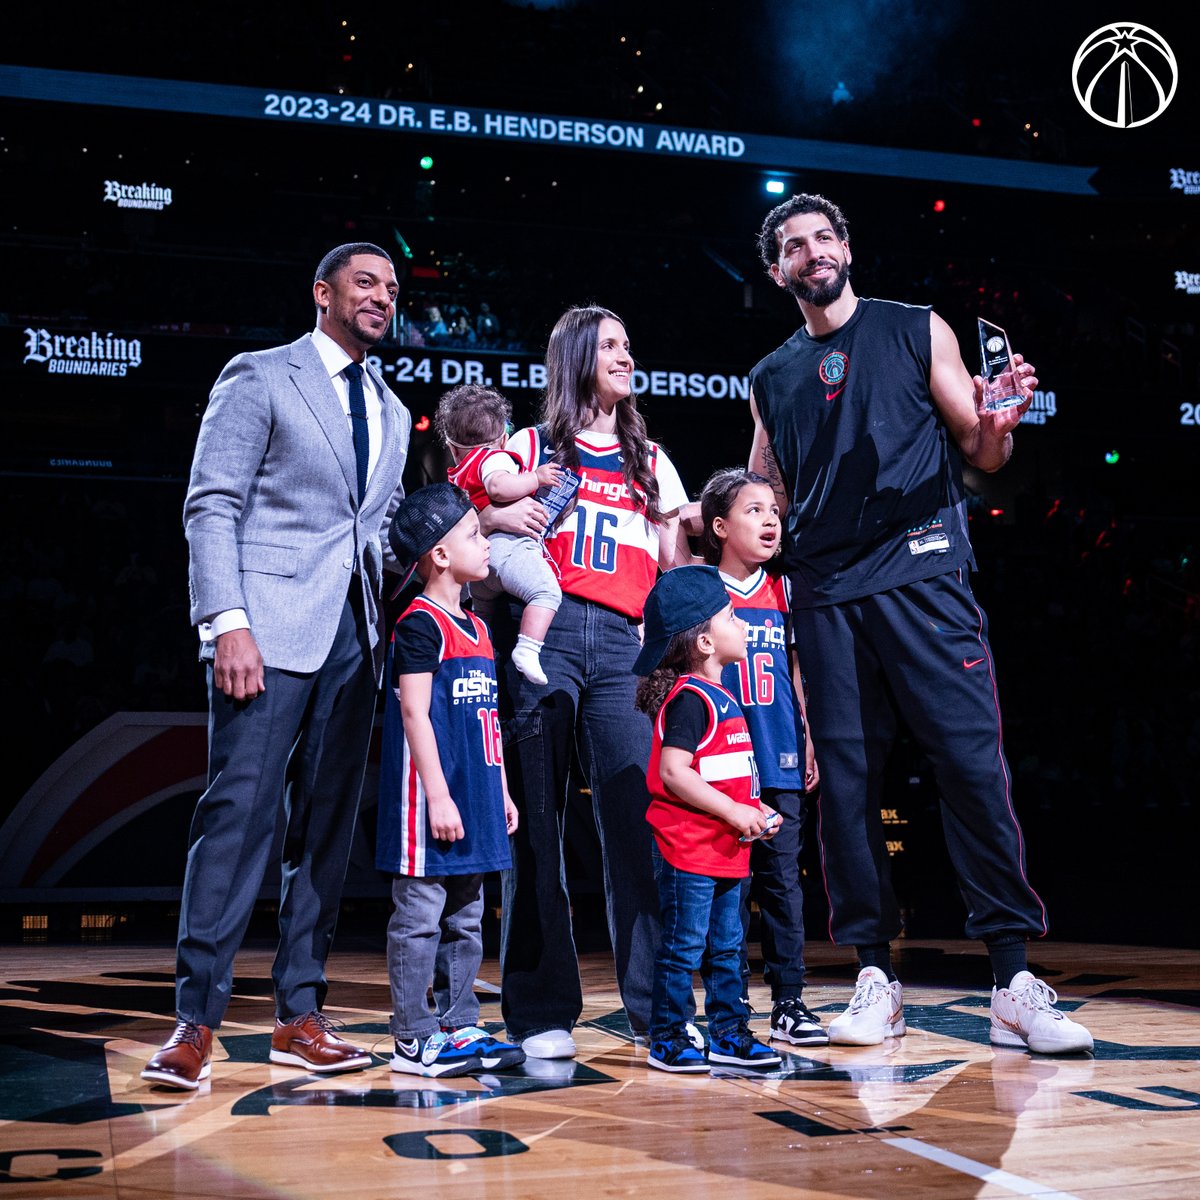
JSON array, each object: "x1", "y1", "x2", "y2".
[
  {"x1": 506, "y1": 425, "x2": 685, "y2": 619},
  {"x1": 750, "y1": 298, "x2": 973, "y2": 607},
  {"x1": 376, "y1": 595, "x2": 511, "y2": 878},
  {"x1": 647, "y1": 674, "x2": 761, "y2": 878},
  {"x1": 720, "y1": 566, "x2": 805, "y2": 791},
  {"x1": 448, "y1": 445, "x2": 519, "y2": 512}
]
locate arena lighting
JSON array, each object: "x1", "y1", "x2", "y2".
[
  {"x1": 1105, "y1": 450, "x2": 1120, "y2": 464},
  {"x1": 415, "y1": 415, "x2": 431, "y2": 432},
  {"x1": 392, "y1": 229, "x2": 414, "y2": 259},
  {"x1": 765, "y1": 179, "x2": 786, "y2": 195},
  {"x1": 419, "y1": 155, "x2": 434, "y2": 170},
  {"x1": 989, "y1": 507, "x2": 1004, "y2": 517},
  {"x1": 933, "y1": 199, "x2": 946, "y2": 212}
]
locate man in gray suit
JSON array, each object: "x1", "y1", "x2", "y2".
[{"x1": 143, "y1": 244, "x2": 411, "y2": 1088}]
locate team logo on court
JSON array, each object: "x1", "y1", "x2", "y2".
[
  {"x1": 1072, "y1": 23, "x2": 1178, "y2": 129},
  {"x1": 818, "y1": 350, "x2": 849, "y2": 401}
]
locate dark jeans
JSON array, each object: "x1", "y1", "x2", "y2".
[
  {"x1": 739, "y1": 787, "x2": 809, "y2": 1000},
  {"x1": 496, "y1": 593, "x2": 660, "y2": 1039},
  {"x1": 651, "y1": 848, "x2": 747, "y2": 1041}
]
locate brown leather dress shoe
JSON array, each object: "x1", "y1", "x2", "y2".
[
  {"x1": 270, "y1": 1011, "x2": 372, "y2": 1073},
  {"x1": 141, "y1": 1020, "x2": 213, "y2": 1089}
]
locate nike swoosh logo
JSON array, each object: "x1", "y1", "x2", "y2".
[
  {"x1": 395, "y1": 1039, "x2": 418, "y2": 1055},
  {"x1": 963, "y1": 657, "x2": 985, "y2": 669},
  {"x1": 825, "y1": 386, "x2": 846, "y2": 402},
  {"x1": 719, "y1": 703, "x2": 730, "y2": 713}
]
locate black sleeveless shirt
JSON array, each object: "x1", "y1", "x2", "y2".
[{"x1": 750, "y1": 297, "x2": 972, "y2": 608}]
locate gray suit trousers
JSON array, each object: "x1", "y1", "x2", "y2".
[{"x1": 175, "y1": 585, "x2": 377, "y2": 1028}]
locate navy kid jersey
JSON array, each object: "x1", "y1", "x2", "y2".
[
  {"x1": 720, "y1": 566, "x2": 805, "y2": 791},
  {"x1": 376, "y1": 595, "x2": 511, "y2": 878}
]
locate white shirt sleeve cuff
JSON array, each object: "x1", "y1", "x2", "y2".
[{"x1": 198, "y1": 608, "x2": 250, "y2": 642}]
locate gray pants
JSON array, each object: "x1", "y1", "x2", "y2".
[
  {"x1": 470, "y1": 532, "x2": 561, "y2": 618},
  {"x1": 387, "y1": 873, "x2": 484, "y2": 1039}
]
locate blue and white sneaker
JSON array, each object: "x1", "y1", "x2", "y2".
[
  {"x1": 390, "y1": 1030, "x2": 484, "y2": 1078},
  {"x1": 648, "y1": 1031, "x2": 710, "y2": 1073},
  {"x1": 445, "y1": 1026, "x2": 527, "y2": 1070},
  {"x1": 708, "y1": 1024, "x2": 782, "y2": 1067}
]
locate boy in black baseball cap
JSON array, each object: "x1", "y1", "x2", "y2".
[
  {"x1": 378, "y1": 482, "x2": 524, "y2": 1077},
  {"x1": 632, "y1": 566, "x2": 782, "y2": 1073}
]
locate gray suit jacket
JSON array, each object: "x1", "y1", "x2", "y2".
[{"x1": 184, "y1": 333, "x2": 411, "y2": 676}]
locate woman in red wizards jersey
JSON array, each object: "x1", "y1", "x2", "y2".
[{"x1": 488, "y1": 305, "x2": 692, "y2": 1060}]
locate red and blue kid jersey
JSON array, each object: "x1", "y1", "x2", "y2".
[
  {"x1": 646, "y1": 674, "x2": 761, "y2": 878},
  {"x1": 376, "y1": 595, "x2": 511, "y2": 878},
  {"x1": 448, "y1": 445, "x2": 520, "y2": 512},
  {"x1": 720, "y1": 566, "x2": 806, "y2": 791}
]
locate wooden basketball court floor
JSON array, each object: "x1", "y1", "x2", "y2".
[{"x1": 2, "y1": 938, "x2": 1199, "y2": 1199}]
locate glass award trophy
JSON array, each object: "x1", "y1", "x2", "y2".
[
  {"x1": 977, "y1": 318, "x2": 1025, "y2": 412},
  {"x1": 535, "y1": 467, "x2": 581, "y2": 542}
]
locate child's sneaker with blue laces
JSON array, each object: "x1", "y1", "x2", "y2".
[
  {"x1": 707, "y1": 1024, "x2": 782, "y2": 1067},
  {"x1": 390, "y1": 1030, "x2": 484, "y2": 1078},
  {"x1": 444, "y1": 1025, "x2": 527, "y2": 1070},
  {"x1": 647, "y1": 1031, "x2": 710, "y2": 1073}
]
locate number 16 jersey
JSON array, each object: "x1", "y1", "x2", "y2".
[
  {"x1": 720, "y1": 566, "x2": 806, "y2": 792},
  {"x1": 506, "y1": 425, "x2": 688, "y2": 620},
  {"x1": 377, "y1": 595, "x2": 511, "y2": 878}
]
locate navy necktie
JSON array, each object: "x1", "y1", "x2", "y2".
[{"x1": 344, "y1": 362, "x2": 369, "y2": 504}]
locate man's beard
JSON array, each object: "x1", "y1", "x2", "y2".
[
  {"x1": 346, "y1": 310, "x2": 387, "y2": 347},
  {"x1": 785, "y1": 260, "x2": 850, "y2": 307}
]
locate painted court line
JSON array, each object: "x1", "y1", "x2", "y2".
[{"x1": 885, "y1": 1137, "x2": 1081, "y2": 1199}]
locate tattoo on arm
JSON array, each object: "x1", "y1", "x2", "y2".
[{"x1": 760, "y1": 444, "x2": 787, "y2": 504}]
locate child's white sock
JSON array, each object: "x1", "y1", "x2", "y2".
[{"x1": 512, "y1": 634, "x2": 548, "y2": 686}]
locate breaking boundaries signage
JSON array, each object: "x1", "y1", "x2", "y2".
[
  {"x1": 23, "y1": 328, "x2": 143, "y2": 376},
  {"x1": 103, "y1": 179, "x2": 172, "y2": 209},
  {"x1": 1170, "y1": 168, "x2": 1200, "y2": 195}
]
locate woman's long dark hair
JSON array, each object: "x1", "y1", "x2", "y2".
[
  {"x1": 541, "y1": 305, "x2": 663, "y2": 523},
  {"x1": 699, "y1": 467, "x2": 773, "y2": 565},
  {"x1": 634, "y1": 618, "x2": 711, "y2": 720}
]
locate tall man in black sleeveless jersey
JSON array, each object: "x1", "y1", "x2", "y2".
[{"x1": 748, "y1": 193, "x2": 1092, "y2": 1055}]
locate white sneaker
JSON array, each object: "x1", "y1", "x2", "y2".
[
  {"x1": 827, "y1": 967, "x2": 906, "y2": 1045},
  {"x1": 520, "y1": 1028, "x2": 577, "y2": 1059},
  {"x1": 990, "y1": 971, "x2": 1094, "y2": 1054}
]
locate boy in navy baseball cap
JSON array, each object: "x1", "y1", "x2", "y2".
[
  {"x1": 633, "y1": 565, "x2": 731, "y2": 677},
  {"x1": 632, "y1": 566, "x2": 782, "y2": 1074}
]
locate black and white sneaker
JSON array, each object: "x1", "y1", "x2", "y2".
[
  {"x1": 770, "y1": 997, "x2": 829, "y2": 1045},
  {"x1": 707, "y1": 1024, "x2": 781, "y2": 1067}
]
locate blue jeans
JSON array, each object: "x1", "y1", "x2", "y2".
[
  {"x1": 495, "y1": 593, "x2": 660, "y2": 1039},
  {"x1": 651, "y1": 848, "x2": 747, "y2": 1041},
  {"x1": 387, "y1": 874, "x2": 484, "y2": 1039}
]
